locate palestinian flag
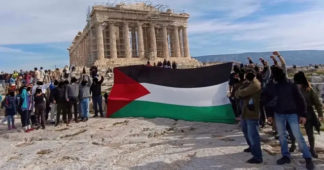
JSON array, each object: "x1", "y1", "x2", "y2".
[{"x1": 107, "y1": 63, "x2": 235, "y2": 124}]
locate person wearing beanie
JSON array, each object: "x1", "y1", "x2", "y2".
[{"x1": 293, "y1": 71, "x2": 323, "y2": 159}]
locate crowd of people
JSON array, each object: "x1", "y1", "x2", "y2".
[
  {"x1": 0, "y1": 54, "x2": 322, "y2": 169},
  {"x1": 0, "y1": 59, "x2": 177, "y2": 132},
  {"x1": 0, "y1": 66, "x2": 106, "y2": 131},
  {"x1": 229, "y1": 51, "x2": 322, "y2": 170},
  {"x1": 146, "y1": 59, "x2": 178, "y2": 69}
]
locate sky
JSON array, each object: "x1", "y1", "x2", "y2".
[{"x1": 1, "y1": 0, "x2": 324, "y2": 71}]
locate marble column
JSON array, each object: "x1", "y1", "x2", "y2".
[
  {"x1": 96, "y1": 23, "x2": 105, "y2": 60},
  {"x1": 182, "y1": 26, "x2": 190, "y2": 58},
  {"x1": 131, "y1": 27, "x2": 137, "y2": 57},
  {"x1": 123, "y1": 22, "x2": 131, "y2": 58},
  {"x1": 162, "y1": 25, "x2": 170, "y2": 59},
  {"x1": 109, "y1": 22, "x2": 117, "y2": 59},
  {"x1": 150, "y1": 23, "x2": 157, "y2": 58},
  {"x1": 173, "y1": 26, "x2": 181, "y2": 57},
  {"x1": 137, "y1": 22, "x2": 145, "y2": 58}
]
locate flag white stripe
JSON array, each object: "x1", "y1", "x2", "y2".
[{"x1": 136, "y1": 82, "x2": 230, "y2": 107}]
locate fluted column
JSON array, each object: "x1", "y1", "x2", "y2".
[
  {"x1": 123, "y1": 22, "x2": 131, "y2": 58},
  {"x1": 109, "y1": 22, "x2": 117, "y2": 59},
  {"x1": 96, "y1": 23, "x2": 105, "y2": 60},
  {"x1": 173, "y1": 26, "x2": 181, "y2": 57},
  {"x1": 162, "y1": 25, "x2": 170, "y2": 59},
  {"x1": 137, "y1": 22, "x2": 145, "y2": 58},
  {"x1": 182, "y1": 26, "x2": 190, "y2": 58},
  {"x1": 150, "y1": 23, "x2": 157, "y2": 58},
  {"x1": 131, "y1": 27, "x2": 137, "y2": 57}
]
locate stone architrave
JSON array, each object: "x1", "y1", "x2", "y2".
[
  {"x1": 123, "y1": 22, "x2": 131, "y2": 58},
  {"x1": 96, "y1": 22, "x2": 105, "y2": 60},
  {"x1": 162, "y1": 25, "x2": 170, "y2": 59},
  {"x1": 173, "y1": 26, "x2": 181, "y2": 57},
  {"x1": 109, "y1": 22, "x2": 117, "y2": 59},
  {"x1": 137, "y1": 22, "x2": 145, "y2": 58},
  {"x1": 69, "y1": 4, "x2": 200, "y2": 68},
  {"x1": 150, "y1": 23, "x2": 157, "y2": 58},
  {"x1": 182, "y1": 26, "x2": 190, "y2": 58}
]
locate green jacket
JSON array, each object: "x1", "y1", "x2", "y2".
[
  {"x1": 235, "y1": 78, "x2": 261, "y2": 120},
  {"x1": 301, "y1": 88, "x2": 323, "y2": 118}
]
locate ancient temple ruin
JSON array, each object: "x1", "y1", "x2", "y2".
[{"x1": 69, "y1": 3, "x2": 200, "y2": 68}]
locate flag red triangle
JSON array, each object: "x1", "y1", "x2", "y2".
[{"x1": 107, "y1": 68, "x2": 150, "y2": 117}]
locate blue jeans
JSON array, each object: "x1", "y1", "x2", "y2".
[
  {"x1": 80, "y1": 98, "x2": 90, "y2": 118},
  {"x1": 241, "y1": 119, "x2": 263, "y2": 161},
  {"x1": 92, "y1": 95, "x2": 103, "y2": 116},
  {"x1": 275, "y1": 113, "x2": 311, "y2": 159},
  {"x1": 7, "y1": 115, "x2": 15, "y2": 128}
]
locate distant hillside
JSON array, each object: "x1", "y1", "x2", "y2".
[{"x1": 195, "y1": 50, "x2": 324, "y2": 66}]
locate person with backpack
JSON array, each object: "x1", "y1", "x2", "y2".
[
  {"x1": 235, "y1": 69, "x2": 263, "y2": 164},
  {"x1": 4, "y1": 90, "x2": 17, "y2": 130},
  {"x1": 19, "y1": 86, "x2": 33, "y2": 132}
]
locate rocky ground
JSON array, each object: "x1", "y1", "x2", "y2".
[
  {"x1": 1, "y1": 66, "x2": 324, "y2": 170},
  {"x1": 0, "y1": 116, "x2": 324, "y2": 170}
]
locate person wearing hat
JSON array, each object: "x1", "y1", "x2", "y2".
[
  {"x1": 293, "y1": 71, "x2": 323, "y2": 158},
  {"x1": 235, "y1": 69, "x2": 263, "y2": 164}
]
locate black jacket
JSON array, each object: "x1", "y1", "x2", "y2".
[
  {"x1": 262, "y1": 79, "x2": 307, "y2": 117},
  {"x1": 52, "y1": 86, "x2": 66, "y2": 103},
  {"x1": 90, "y1": 77, "x2": 104, "y2": 97}
]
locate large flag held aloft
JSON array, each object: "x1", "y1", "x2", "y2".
[{"x1": 107, "y1": 63, "x2": 235, "y2": 124}]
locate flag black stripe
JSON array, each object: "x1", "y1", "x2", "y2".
[{"x1": 116, "y1": 62, "x2": 233, "y2": 88}]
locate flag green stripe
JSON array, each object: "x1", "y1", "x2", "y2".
[{"x1": 111, "y1": 101, "x2": 236, "y2": 124}]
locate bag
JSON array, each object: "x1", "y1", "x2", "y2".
[
  {"x1": 6, "y1": 96, "x2": 16, "y2": 110},
  {"x1": 247, "y1": 98, "x2": 255, "y2": 111}
]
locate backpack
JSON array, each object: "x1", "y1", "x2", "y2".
[{"x1": 5, "y1": 96, "x2": 16, "y2": 110}]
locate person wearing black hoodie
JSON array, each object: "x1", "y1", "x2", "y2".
[
  {"x1": 52, "y1": 81, "x2": 68, "y2": 126},
  {"x1": 34, "y1": 88, "x2": 46, "y2": 129},
  {"x1": 263, "y1": 66, "x2": 314, "y2": 170},
  {"x1": 90, "y1": 76, "x2": 104, "y2": 117}
]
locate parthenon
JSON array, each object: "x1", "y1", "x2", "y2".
[{"x1": 69, "y1": 3, "x2": 200, "y2": 68}]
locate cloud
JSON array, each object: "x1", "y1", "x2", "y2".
[
  {"x1": 0, "y1": 46, "x2": 24, "y2": 53},
  {"x1": 231, "y1": 10, "x2": 324, "y2": 51},
  {"x1": 0, "y1": 0, "x2": 323, "y2": 60},
  {"x1": 186, "y1": 0, "x2": 324, "y2": 54},
  {"x1": 0, "y1": 0, "x2": 262, "y2": 45}
]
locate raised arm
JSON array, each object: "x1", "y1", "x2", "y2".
[
  {"x1": 247, "y1": 57, "x2": 254, "y2": 64},
  {"x1": 270, "y1": 56, "x2": 278, "y2": 66},
  {"x1": 99, "y1": 76, "x2": 104, "y2": 84}
]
